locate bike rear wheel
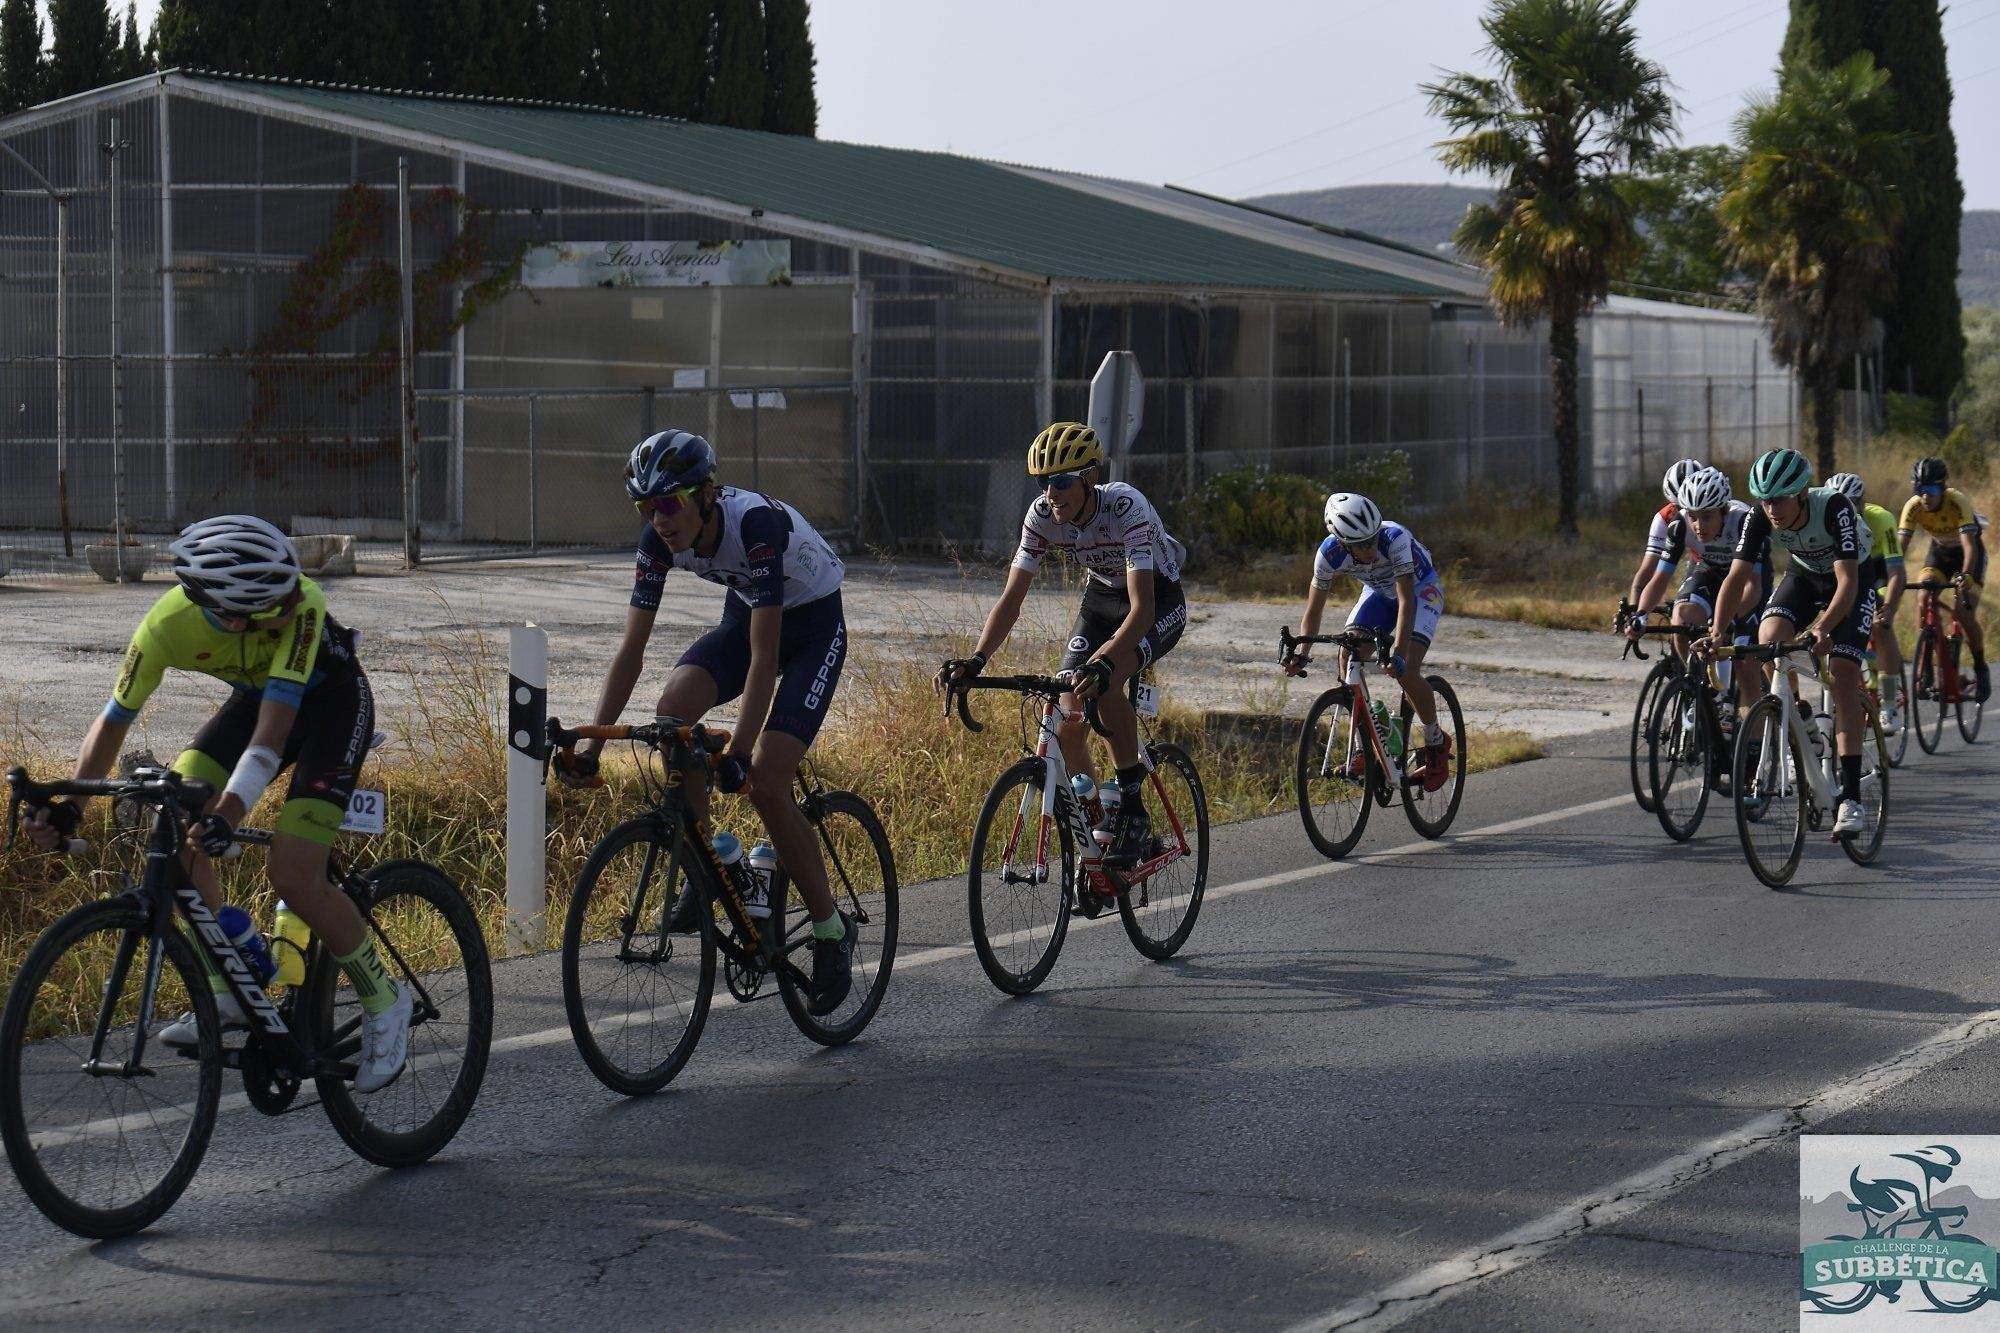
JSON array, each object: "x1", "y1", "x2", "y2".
[
  {"x1": 1733, "y1": 695, "x2": 1807, "y2": 889},
  {"x1": 1116, "y1": 742, "x2": 1209, "y2": 960},
  {"x1": 1628, "y1": 659, "x2": 1673, "y2": 813},
  {"x1": 1838, "y1": 710, "x2": 1891, "y2": 866},
  {"x1": 563, "y1": 819, "x2": 716, "y2": 1096},
  {"x1": 1400, "y1": 677, "x2": 1467, "y2": 838},
  {"x1": 776, "y1": 791, "x2": 899, "y2": 1045},
  {"x1": 968, "y1": 758, "x2": 1073, "y2": 995},
  {"x1": 0, "y1": 899, "x2": 221, "y2": 1238},
  {"x1": 1647, "y1": 676, "x2": 1713, "y2": 842},
  {"x1": 1913, "y1": 628, "x2": 1946, "y2": 753},
  {"x1": 1296, "y1": 687, "x2": 1376, "y2": 858},
  {"x1": 311, "y1": 860, "x2": 493, "y2": 1166}
]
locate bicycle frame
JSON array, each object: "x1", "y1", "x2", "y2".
[
  {"x1": 1745, "y1": 654, "x2": 1877, "y2": 820},
  {"x1": 1009, "y1": 698, "x2": 1190, "y2": 896},
  {"x1": 1917, "y1": 585, "x2": 1970, "y2": 707}
]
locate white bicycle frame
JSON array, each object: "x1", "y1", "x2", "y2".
[
  {"x1": 1019, "y1": 697, "x2": 1157, "y2": 874},
  {"x1": 1751, "y1": 654, "x2": 1880, "y2": 818}
]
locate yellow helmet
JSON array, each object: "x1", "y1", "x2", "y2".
[{"x1": 1027, "y1": 422, "x2": 1105, "y2": 477}]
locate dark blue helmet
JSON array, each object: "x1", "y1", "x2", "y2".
[{"x1": 625, "y1": 429, "x2": 716, "y2": 501}]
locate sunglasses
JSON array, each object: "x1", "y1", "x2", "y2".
[
  {"x1": 1040, "y1": 470, "x2": 1089, "y2": 492},
  {"x1": 634, "y1": 486, "x2": 699, "y2": 520},
  {"x1": 1917, "y1": 484, "x2": 1944, "y2": 497}
]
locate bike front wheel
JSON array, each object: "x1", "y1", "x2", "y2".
[
  {"x1": 1647, "y1": 675, "x2": 1713, "y2": 842},
  {"x1": 1116, "y1": 742, "x2": 1209, "y2": 961},
  {"x1": 1879, "y1": 662, "x2": 1911, "y2": 767},
  {"x1": 1628, "y1": 658, "x2": 1673, "y2": 813},
  {"x1": 1401, "y1": 676, "x2": 1467, "y2": 838},
  {"x1": 1913, "y1": 628, "x2": 1946, "y2": 754},
  {"x1": 1733, "y1": 695, "x2": 1808, "y2": 889},
  {"x1": 776, "y1": 790, "x2": 899, "y2": 1045},
  {"x1": 1296, "y1": 687, "x2": 1376, "y2": 858},
  {"x1": 310, "y1": 860, "x2": 493, "y2": 1166},
  {"x1": 563, "y1": 818, "x2": 716, "y2": 1096},
  {"x1": 1838, "y1": 710, "x2": 1891, "y2": 866},
  {"x1": 968, "y1": 758, "x2": 1073, "y2": 996},
  {"x1": 1953, "y1": 636, "x2": 1984, "y2": 743},
  {"x1": 0, "y1": 899, "x2": 222, "y2": 1238}
]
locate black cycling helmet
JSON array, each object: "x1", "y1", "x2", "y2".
[
  {"x1": 1912, "y1": 456, "x2": 1948, "y2": 488},
  {"x1": 626, "y1": 429, "x2": 716, "y2": 502}
]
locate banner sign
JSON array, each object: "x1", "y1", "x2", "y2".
[{"x1": 519, "y1": 240, "x2": 792, "y2": 288}]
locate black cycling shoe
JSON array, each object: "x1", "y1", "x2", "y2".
[
  {"x1": 1102, "y1": 802, "x2": 1152, "y2": 868},
  {"x1": 807, "y1": 913, "x2": 855, "y2": 1016},
  {"x1": 1977, "y1": 665, "x2": 1991, "y2": 704},
  {"x1": 667, "y1": 880, "x2": 702, "y2": 935},
  {"x1": 1073, "y1": 887, "x2": 1114, "y2": 919}
]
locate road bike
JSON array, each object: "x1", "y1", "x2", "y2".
[
  {"x1": 549, "y1": 719, "x2": 896, "y2": 1096},
  {"x1": 1722, "y1": 643, "x2": 1890, "y2": 889},
  {"x1": 1616, "y1": 604, "x2": 1674, "y2": 815},
  {"x1": 945, "y1": 672, "x2": 1208, "y2": 995},
  {"x1": 1865, "y1": 655, "x2": 1912, "y2": 769},
  {"x1": 1909, "y1": 577, "x2": 1984, "y2": 752},
  {"x1": 0, "y1": 765, "x2": 491, "y2": 1239},
  {"x1": 1280, "y1": 626, "x2": 1467, "y2": 859},
  {"x1": 1630, "y1": 624, "x2": 1746, "y2": 842}
]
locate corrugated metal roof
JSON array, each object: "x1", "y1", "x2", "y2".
[{"x1": 174, "y1": 73, "x2": 1456, "y2": 298}]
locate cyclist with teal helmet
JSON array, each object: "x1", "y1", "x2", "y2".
[{"x1": 1706, "y1": 447, "x2": 1874, "y2": 836}]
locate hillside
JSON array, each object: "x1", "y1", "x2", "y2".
[{"x1": 1249, "y1": 185, "x2": 2000, "y2": 309}]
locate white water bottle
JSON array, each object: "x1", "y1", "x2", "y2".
[
  {"x1": 745, "y1": 842, "x2": 778, "y2": 919},
  {"x1": 1093, "y1": 784, "x2": 1121, "y2": 846},
  {"x1": 1070, "y1": 773, "x2": 1104, "y2": 829}
]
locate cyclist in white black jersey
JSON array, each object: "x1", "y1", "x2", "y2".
[
  {"x1": 1705, "y1": 447, "x2": 1873, "y2": 836},
  {"x1": 565, "y1": 429, "x2": 855, "y2": 1013},
  {"x1": 1283, "y1": 492, "x2": 1453, "y2": 788},
  {"x1": 1627, "y1": 466, "x2": 1769, "y2": 714},
  {"x1": 1620, "y1": 459, "x2": 1704, "y2": 621},
  {"x1": 935, "y1": 422, "x2": 1188, "y2": 889}
]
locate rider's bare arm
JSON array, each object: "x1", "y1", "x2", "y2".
[
  {"x1": 1634, "y1": 561, "x2": 1676, "y2": 622},
  {"x1": 207, "y1": 697, "x2": 300, "y2": 827},
  {"x1": 1297, "y1": 580, "x2": 1331, "y2": 639},
  {"x1": 1626, "y1": 548, "x2": 1657, "y2": 605},
  {"x1": 971, "y1": 565, "x2": 1034, "y2": 662},
  {"x1": 1392, "y1": 572, "x2": 1418, "y2": 662},
  {"x1": 1097, "y1": 564, "x2": 1154, "y2": 669},
  {"x1": 582, "y1": 604, "x2": 656, "y2": 758},
  {"x1": 1707, "y1": 559, "x2": 1757, "y2": 644},
  {"x1": 729, "y1": 606, "x2": 784, "y2": 761}
]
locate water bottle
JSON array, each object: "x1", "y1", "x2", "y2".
[
  {"x1": 271, "y1": 900, "x2": 311, "y2": 987},
  {"x1": 1808, "y1": 711, "x2": 1829, "y2": 766},
  {"x1": 1093, "y1": 784, "x2": 1122, "y2": 846},
  {"x1": 1070, "y1": 773, "x2": 1104, "y2": 830},
  {"x1": 215, "y1": 906, "x2": 276, "y2": 986},
  {"x1": 745, "y1": 842, "x2": 778, "y2": 920},
  {"x1": 1370, "y1": 700, "x2": 1404, "y2": 759}
]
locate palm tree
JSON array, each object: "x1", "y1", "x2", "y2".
[
  {"x1": 1720, "y1": 53, "x2": 1912, "y2": 476},
  {"x1": 1425, "y1": 0, "x2": 1673, "y2": 536}
]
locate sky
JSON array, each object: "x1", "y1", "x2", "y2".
[{"x1": 124, "y1": 0, "x2": 2000, "y2": 207}]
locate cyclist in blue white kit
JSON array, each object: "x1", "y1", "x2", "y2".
[
  {"x1": 1283, "y1": 492, "x2": 1452, "y2": 788},
  {"x1": 568, "y1": 429, "x2": 855, "y2": 1013}
]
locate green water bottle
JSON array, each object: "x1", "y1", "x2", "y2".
[{"x1": 1370, "y1": 700, "x2": 1404, "y2": 760}]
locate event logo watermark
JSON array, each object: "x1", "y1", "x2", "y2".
[{"x1": 1802, "y1": 1136, "x2": 2000, "y2": 1324}]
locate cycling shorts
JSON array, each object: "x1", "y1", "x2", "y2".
[
  {"x1": 1345, "y1": 579, "x2": 1444, "y2": 647},
  {"x1": 1674, "y1": 566, "x2": 1761, "y2": 638},
  {"x1": 1058, "y1": 574, "x2": 1188, "y2": 674},
  {"x1": 172, "y1": 671, "x2": 375, "y2": 846},
  {"x1": 1761, "y1": 574, "x2": 1876, "y2": 664},
  {"x1": 1921, "y1": 541, "x2": 1987, "y2": 589},
  {"x1": 677, "y1": 591, "x2": 845, "y2": 745}
]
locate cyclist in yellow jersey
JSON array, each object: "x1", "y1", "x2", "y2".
[
  {"x1": 23, "y1": 516, "x2": 410, "y2": 1091},
  {"x1": 1828, "y1": 473, "x2": 1908, "y2": 730},
  {"x1": 1895, "y1": 456, "x2": 1988, "y2": 702}
]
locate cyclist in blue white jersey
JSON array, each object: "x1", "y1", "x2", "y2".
[
  {"x1": 1283, "y1": 492, "x2": 1452, "y2": 788},
  {"x1": 568, "y1": 429, "x2": 854, "y2": 1013}
]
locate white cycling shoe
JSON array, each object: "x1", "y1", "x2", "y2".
[
  {"x1": 160, "y1": 992, "x2": 248, "y2": 1049},
  {"x1": 1832, "y1": 798, "x2": 1867, "y2": 836},
  {"x1": 353, "y1": 982, "x2": 412, "y2": 1094}
]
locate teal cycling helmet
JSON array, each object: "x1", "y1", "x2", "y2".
[{"x1": 1748, "y1": 447, "x2": 1813, "y2": 500}]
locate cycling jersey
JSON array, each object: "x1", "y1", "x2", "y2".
[
  {"x1": 1642, "y1": 502, "x2": 1682, "y2": 561},
  {"x1": 1013, "y1": 482, "x2": 1185, "y2": 588},
  {"x1": 632, "y1": 488, "x2": 843, "y2": 614},
  {"x1": 1899, "y1": 488, "x2": 1983, "y2": 543},
  {"x1": 1313, "y1": 521, "x2": 1439, "y2": 596},
  {"x1": 107, "y1": 579, "x2": 358, "y2": 724},
  {"x1": 1859, "y1": 502, "x2": 1902, "y2": 587},
  {"x1": 1656, "y1": 500, "x2": 1765, "y2": 574},
  {"x1": 1734, "y1": 487, "x2": 1861, "y2": 582}
]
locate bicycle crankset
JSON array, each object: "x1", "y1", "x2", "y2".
[
  {"x1": 723, "y1": 950, "x2": 768, "y2": 1002},
  {"x1": 240, "y1": 1040, "x2": 302, "y2": 1115}
]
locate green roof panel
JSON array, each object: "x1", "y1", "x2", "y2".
[{"x1": 182, "y1": 74, "x2": 1452, "y2": 297}]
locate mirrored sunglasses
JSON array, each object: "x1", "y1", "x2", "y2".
[
  {"x1": 634, "y1": 486, "x2": 698, "y2": 520},
  {"x1": 1040, "y1": 470, "x2": 1089, "y2": 492}
]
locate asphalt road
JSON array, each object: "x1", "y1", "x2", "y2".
[{"x1": 1, "y1": 722, "x2": 1996, "y2": 1330}]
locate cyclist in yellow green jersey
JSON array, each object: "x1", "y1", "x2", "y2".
[
  {"x1": 1828, "y1": 473, "x2": 1908, "y2": 732},
  {"x1": 23, "y1": 515, "x2": 409, "y2": 1092},
  {"x1": 1896, "y1": 455, "x2": 1989, "y2": 702}
]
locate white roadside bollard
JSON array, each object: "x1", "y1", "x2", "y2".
[{"x1": 506, "y1": 625, "x2": 548, "y2": 955}]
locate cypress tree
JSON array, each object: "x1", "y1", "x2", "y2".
[
  {"x1": 45, "y1": 0, "x2": 118, "y2": 98},
  {"x1": 534, "y1": 0, "x2": 598, "y2": 103},
  {"x1": 704, "y1": 0, "x2": 763, "y2": 129},
  {"x1": 662, "y1": 0, "x2": 711, "y2": 118},
  {"x1": 761, "y1": 0, "x2": 815, "y2": 136},
  {"x1": 114, "y1": 2, "x2": 146, "y2": 80},
  {"x1": 599, "y1": 0, "x2": 674, "y2": 114},
  {"x1": 153, "y1": 0, "x2": 260, "y2": 76},
  {"x1": 0, "y1": 0, "x2": 45, "y2": 113},
  {"x1": 1781, "y1": 0, "x2": 1964, "y2": 417}
]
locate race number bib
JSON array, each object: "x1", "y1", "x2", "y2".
[
  {"x1": 340, "y1": 788, "x2": 386, "y2": 835},
  {"x1": 1132, "y1": 681, "x2": 1160, "y2": 718}
]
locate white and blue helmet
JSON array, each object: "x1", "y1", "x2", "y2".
[
  {"x1": 1323, "y1": 492, "x2": 1383, "y2": 543},
  {"x1": 625, "y1": 429, "x2": 716, "y2": 503}
]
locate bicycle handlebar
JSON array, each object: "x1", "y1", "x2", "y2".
[
  {"x1": 946, "y1": 675, "x2": 1111, "y2": 739},
  {"x1": 546, "y1": 717, "x2": 730, "y2": 756},
  {"x1": 5, "y1": 764, "x2": 213, "y2": 855},
  {"x1": 1279, "y1": 625, "x2": 1394, "y2": 676}
]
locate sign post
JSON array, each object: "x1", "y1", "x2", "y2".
[
  {"x1": 1088, "y1": 350, "x2": 1143, "y2": 465},
  {"x1": 506, "y1": 626, "x2": 548, "y2": 954}
]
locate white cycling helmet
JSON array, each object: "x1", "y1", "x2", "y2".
[
  {"x1": 1676, "y1": 467, "x2": 1732, "y2": 514},
  {"x1": 1662, "y1": 458, "x2": 1703, "y2": 504},
  {"x1": 1827, "y1": 472, "x2": 1865, "y2": 504},
  {"x1": 1323, "y1": 492, "x2": 1383, "y2": 544},
  {"x1": 169, "y1": 514, "x2": 301, "y2": 614}
]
